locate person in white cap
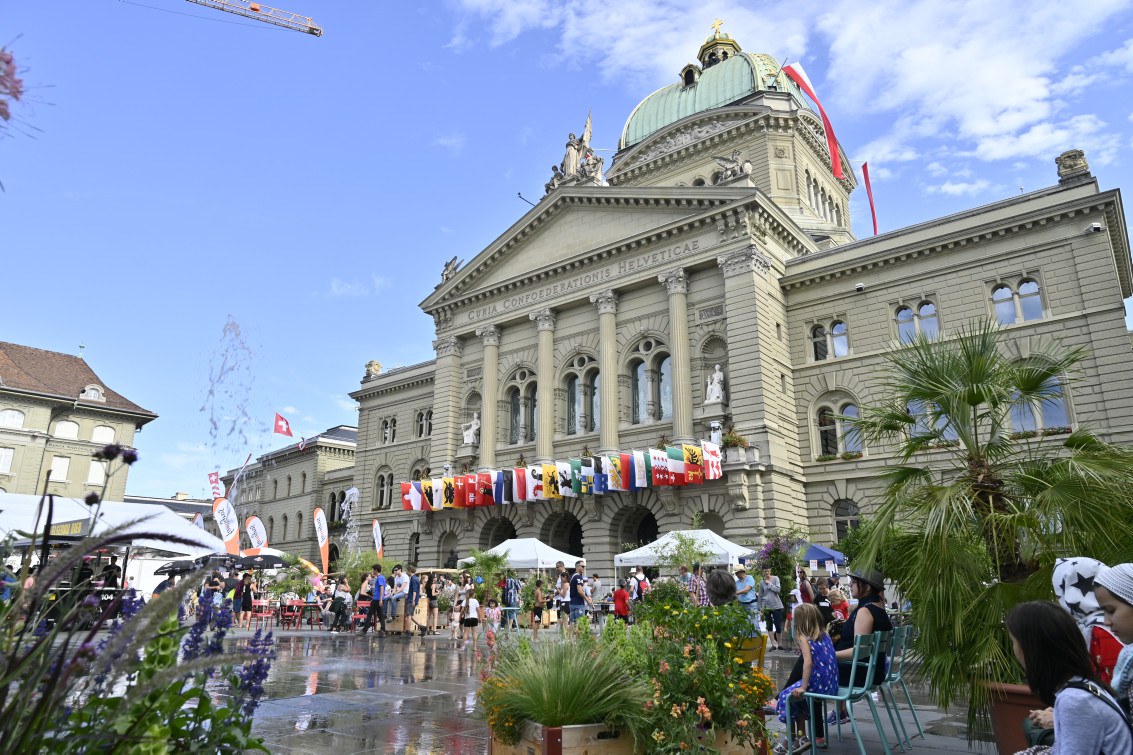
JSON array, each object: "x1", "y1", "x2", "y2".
[{"x1": 1096, "y1": 563, "x2": 1133, "y2": 717}]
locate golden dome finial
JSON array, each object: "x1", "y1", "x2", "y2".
[{"x1": 711, "y1": 18, "x2": 724, "y2": 36}]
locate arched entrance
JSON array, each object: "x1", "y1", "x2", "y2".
[
  {"x1": 328, "y1": 543, "x2": 340, "y2": 572},
  {"x1": 701, "y1": 511, "x2": 726, "y2": 537},
  {"x1": 612, "y1": 504, "x2": 659, "y2": 550},
  {"x1": 541, "y1": 511, "x2": 583, "y2": 558},
  {"x1": 480, "y1": 517, "x2": 518, "y2": 550},
  {"x1": 438, "y1": 531, "x2": 460, "y2": 567}
]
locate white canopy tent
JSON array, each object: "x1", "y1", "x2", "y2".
[
  {"x1": 614, "y1": 529, "x2": 755, "y2": 568},
  {"x1": 457, "y1": 537, "x2": 582, "y2": 570},
  {"x1": 0, "y1": 492, "x2": 225, "y2": 559}
]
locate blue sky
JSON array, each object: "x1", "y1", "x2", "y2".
[{"x1": 5, "y1": 0, "x2": 1133, "y2": 497}]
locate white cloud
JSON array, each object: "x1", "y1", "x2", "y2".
[
  {"x1": 925, "y1": 161, "x2": 947, "y2": 177},
  {"x1": 432, "y1": 133, "x2": 467, "y2": 154},
  {"x1": 323, "y1": 275, "x2": 391, "y2": 298},
  {"x1": 440, "y1": 226, "x2": 454, "y2": 234},
  {"x1": 927, "y1": 179, "x2": 992, "y2": 197},
  {"x1": 371, "y1": 274, "x2": 390, "y2": 291},
  {"x1": 1092, "y1": 37, "x2": 1133, "y2": 72},
  {"x1": 282, "y1": 406, "x2": 298, "y2": 414}
]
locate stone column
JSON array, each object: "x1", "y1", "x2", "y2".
[
  {"x1": 589, "y1": 289, "x2": 620, "y2": 453},
  {"x1": 429, "y1": 335, "x2": 464, "y2": 470},
  {"x1": 476, "y1": 325, "x2": 501, "y2": 469},
  {"x1": 530, "y1": 308, "x2": 557, "y2": 461},
  {"x1": 659, "y1": 268, "x2": 693, "y2": 441}
]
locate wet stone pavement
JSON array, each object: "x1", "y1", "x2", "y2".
[{"x1": 222, "y1": 627, "x2": 987, "y2": 754}]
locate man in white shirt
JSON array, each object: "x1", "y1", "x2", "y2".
[{"x1": 388, "y1": 564, "x2": 409, "y2": 622}]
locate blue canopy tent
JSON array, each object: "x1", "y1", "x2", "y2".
[{"x1": 802, "y1": 543, "x2": 846, "y2": 566}]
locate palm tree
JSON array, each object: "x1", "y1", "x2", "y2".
[
  {"x1": 464, "y1": 547, "x2": 511, "y2": 603},
  {"x1": 848, "y1": 319, "x2": 1133, "y2": 725}
]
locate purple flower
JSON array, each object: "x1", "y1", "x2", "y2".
[
  {"x1": 93, "y1": 444, "x2": 123, "y2": 461},
  {"x1": 121, "y1": 448, "x2": 138, "y2": 465},
  {"x1": 232, "y1": 629, "x2": 276, "y2": 718},
  {"x1": 181, "y1": 601, "x2": 213, "y2": 663},
  {"x1": 120, "y1": 589, "x2": 144, "y2": 619},
  {"x1": 82, "y1": 594, "x2": 100, "y2": 607}
]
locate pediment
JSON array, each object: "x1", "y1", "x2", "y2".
[{"x1": 421, "y1": 187, "x2": 743, "y2": 310}]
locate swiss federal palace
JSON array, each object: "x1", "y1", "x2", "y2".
[{"x1": 220, "y1": 30, "x2": 1133, "y2": 574}]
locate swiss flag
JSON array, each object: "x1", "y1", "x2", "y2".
[{"x1": 273, "y1": 412, "x2": 294, "y2": 437}]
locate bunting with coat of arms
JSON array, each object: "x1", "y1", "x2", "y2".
[{"x1": 390, "y1": 437, "x2": 739, "y2": 512}]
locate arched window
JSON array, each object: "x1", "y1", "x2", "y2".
[
  {"x1": 0, "y1": 448, "x2": 13, "y2": 475},
  {"x1": 896, "y1": 301, "x2": 940, "y2": 343},
  {"x1": 895, "y1": 306, "x2": 916, "y2": 343},
  {"x1": 505, "y1": 369, "x2": 536, "y2": 444},
  {"x1": 375, "y1": 470, "x2": 394, "y2": 510},
  {"x1": 632, "y1": 360, "x2": 648, "y2": 423},
  {"x1": 811, "y1": 325, "x2": 828, "y2": 361},
  {"x1": 833, "y1": 499, "x2": 861, "y2": 542},
  {"x1": 55, "y1": 420, "x2": 79, "y2": 439},
  {"x1": 815, "y1": 401, "x2": 863, "y2": 457},
  {"x1": 841, "y1": 403, "x2": 862, "y2": 452},
  {"x1": 272, "y1": 480, "x2": 278, "y2": 499},
  {"x1": 409, "y1": 532, "x2": 421, "y2": 566},
  {"x1": 388, "y1": 418, "x2": 396, "y2": 443},
  {"x1": 992, "y1": 284, "x2": 1017, "y2": 325},
  {"x1": 81, "y1": 385, "x2": 104, "y2": 401},
  {"x1": 281, "y1": 514, "x2": 289, "y2": 542},
  {"x1": 657, "y1": 355, "x2": 673, "y2": 420},
  {"x1": 1018, "y1": 279, "x2": 1043, "y2": 321},
  {"x1": 300, "y1": 472, "x2": 307, "y2": 494},
  {"x1": 1011, "y1": 377, "x2": 1071, "y2": 432},
  {"x1": 587, "y1": 372, "x2": 600, "y2": 433},
  {"x1": 528, "y1": 386, "x2": 538, "y2": 440},
  {"x1": 268, "y1": 516, "x2": 275, "y2": 543},
  {"x1": 831, "y1": 321, "x2": 849, "y2": 357},
  {"x1": 286, "y1": 475, "x2": 292, "y2": 497},
  {"x1": 295, "y1": 512, "x2": 303, "y2": 539},
  {"x1": 508, "y1": 388, "x2": 521, "y2": 444},
  {"x1": 918, "y1": 301, "x2": 939, "y2": 339},
  {"x1": 92, "y1": 426, "x2": 115, "y2": 444},
  {"x1": 816, "y1": 408, "x2": 838, "y2": 456},
  {"x1": 566, "y1": 374, "x2": 579, "y2": 435},
  {"x1": 0, "y1": 409, "x2": 25, "y2": 428}
]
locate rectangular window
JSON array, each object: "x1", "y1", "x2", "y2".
[
  {"x1": 0, "y1": 447, "x2": 13, "y2": 474},
  {"x1": 86, "y1": 459, "x2": 108, "y2": 485},
  {"x1": 50, "y1": 456, "x2": 70, "y2": 482}
]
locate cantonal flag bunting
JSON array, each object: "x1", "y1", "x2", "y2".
[
  {"x1": 702, "y1": 441, "x2": 723, "y2": 480},
  {"x1": 666, "y1": 446, "x2": 687, "y2": 486},
  {"x1": 683, "y1": 444, "x2": 704, "y2": 485},
  {"x1": 494, "y1": 470, "x2": 511, "y2": 504},
  {"x1": 401, "y1": 481, "x2": 422, "y2": 511},
  {"x1": 526, "y1": 465, "x2": 543, "y2": 500},
  {"x1": 607, "y1": 455, "x2": 627, "y2": 492},
  {"x1": 512, "y1": 468, "x2": 527, "y2": 502},
  {"x1": 420, "y1": 479, "x2": 434, "y2": 510},
  {"x1": 465, "y1": 474, "x2": 480, "y2": 507},
  {"x1": 633, "y1": 450, "x2": 649, "y2": 489},
  {"x1": 453, "y1": 475, "x2": 467, "y2": 508},
  {"x1": 570, "y1": 459, "x2": 583, "y2": 495},
  {"x1": 579, "y1": 458, "x2": 594, "y2": 495},
  {"x1": 542, "y1": 463, "x2": 562, "y2": 498},
  {"x1": 621, "y1": 453, "x2": 635, "y2": 491},
  {"x1": 557, "y1": 461, "x2": 576, "y2": 498},
  {"x1": 649, "y1": 448, "x2": 670, "y2": 486},
  {"x1": 442, "y1": 477, "x2": 456, "y2": 508},
  {"x1": 478, "y1": 472, "x2": 495, "y2": 506},
  {"x1": 432, "y1": 478, "x2": 446, "y2": 509},
  {"x1": 593, "y1": 456, "x2": 608, "y2": 494}
]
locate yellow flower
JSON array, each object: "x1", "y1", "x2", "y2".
[
  {"x1": 653, "y1": 731, "x2": 666, "y2": 742},
  {"x1": 734, "y1": 657, "x2": 744, "y2": 664},
  {"x1": 729, "y1": 683, "x2": 735, "y2": 689},
  {"x1": 724, "y1": 641, "x2": 733, "y2": 648}
]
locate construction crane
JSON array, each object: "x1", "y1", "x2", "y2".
[{"x1": 184, "y1": 0, "x2": 322, "y2": 36}]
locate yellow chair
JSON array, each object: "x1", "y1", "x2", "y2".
[{"x1": 737, "y1": 633, "x2": 768, "y2": 669}]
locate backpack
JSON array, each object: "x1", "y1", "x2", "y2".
[{"x1": 504, "y1": 578, "x2": 520, "y2": 608}]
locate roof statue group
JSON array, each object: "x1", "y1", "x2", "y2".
[{"x1": 545, "y1": 113, "x2": 605, "y2": 193}]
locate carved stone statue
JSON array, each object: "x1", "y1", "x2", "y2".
[
  {"x1": 579, "y1": 148, "x2": 605, "y2": 183},
  {"x1": 440, "y1": 256, "x2": 463, "y2": 283},
  {"x1": 713, "y1": 149, "x2": 746, "y2": 183},
  {"x1": 461, "y1": 412, "x2": 481, "y2": 445},
  {"x1": 1056, "y1": 149, "x2": 1091, "y2": 185},
  {"x1": 364, "y1": 360, "x2": 382, "y2": 379},
  {"x1": 562, "y1": 132, "x2": 582, "y2": 178},
  {"x1": 705, "y1": 364, "x2": 726, "y2": 404},
  {"x1": 545, "y1": 165, "x2": 564, "y2": 194}
]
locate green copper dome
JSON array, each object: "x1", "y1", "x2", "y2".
[{"x1": 620, "y1": 52, "x2": 810, "y2": 149}]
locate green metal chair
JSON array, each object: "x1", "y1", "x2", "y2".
[
  {"x1": 803, "y1": 630, "x2": 893, "y2": 755},
  {"x1": 877, "y1": 625, "x2": 924, "y2": 749}
]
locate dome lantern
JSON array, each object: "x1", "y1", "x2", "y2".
[{"x1": 697, "y1": 19, "x2": 742, "y2": 69}]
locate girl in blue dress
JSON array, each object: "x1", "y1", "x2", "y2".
[{"x1": 775, "y1": 603, "x2": 839, "y2": 754}]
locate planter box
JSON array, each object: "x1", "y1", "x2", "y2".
[
  {"x1": 985, "y1": 681, "x2": 1043, "y2": 755},
  {"x1": 489, "y1": 721, "x2": 635, "y2": 755}
]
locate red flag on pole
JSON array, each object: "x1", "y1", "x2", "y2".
[
  {"x1": 782, "y1": 62, "x2": 844, "y2": 180},
  {"x1": 862, "y1": 162, "x2": 879, "y2": 236},
  {"x1": 273, "y1": 412, "x2": 294, "y2": 437}
]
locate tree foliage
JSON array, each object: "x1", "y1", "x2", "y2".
[{"x1": 847, "y1": 319, "x2": 1133, "y2": 729}]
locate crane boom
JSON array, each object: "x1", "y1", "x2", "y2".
[{"x1": 184, "y1": 0, "x2": 322, "y2": 36}]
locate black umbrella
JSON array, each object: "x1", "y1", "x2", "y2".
[
  {"x1": 154, "y1": 560, "x2": 196, "y2": 575},
  {"x1": 232, "y1": 554, "x2": 286, "y2": 570}
]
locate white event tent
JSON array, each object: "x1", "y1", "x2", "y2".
[
  {"x1": 614, "y1": 529, "x2": 755, "y2": 568},
  {"x1": 458, "y1": 537, "x2": 582, "y2": 570},
  {"x1": 0, "y1": 492, "x2": 225, "y2": 559}
]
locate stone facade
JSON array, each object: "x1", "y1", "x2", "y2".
[
  {"x1": 0, "y1": 342, "x2": 156, "y2": 500},
  {"x1": 234, "y1": 33, "x2": 1133, "y2": 577}
]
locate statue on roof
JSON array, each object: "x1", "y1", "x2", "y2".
[
  {"x1": 560, "y1": 112, "x2": 593, "y2": 179},
  {"x1": 440, "y1": 256, "x2": 463, "y2": 283},
  {"x1": 545, "y1": 164, "x2": 564, "y2": 194},
  {"x1": 579, "y1": 147, "x2": 605, "y2": 184},
  {"x1": 713, "y1": 149, "x2": 750, "y2": 183}
]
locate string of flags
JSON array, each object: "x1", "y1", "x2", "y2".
[{"x1": 399, "y1": 441, "x2": 723, "y2": 511}]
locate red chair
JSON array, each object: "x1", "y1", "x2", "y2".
[
  {"x1": 280, "y1": 600, "x2": 303, "y2": 630},
  {"x1": 351, "y1": 600, "x2": 371, "y2": 633},
  {"x1": 251, "y1": 599, "x2": 275, "y2": 629}
]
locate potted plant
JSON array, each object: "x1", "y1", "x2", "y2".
[
  {"x1": 721, "y1": 426, "x2": 749, "y2": 463},
  {"x1": 848, "y1": 319, "x2": 1133, "y2": 752},
  {"x1": 482, "y1": 638, "x2": 649, "y2": 754}
]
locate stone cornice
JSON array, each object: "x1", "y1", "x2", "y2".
[
  {"x1": 780, "y1": 192, "x2": 1121, "y2": 291},
  {"x1": 350, "y1": 372, "x2": 435, "y2": 402},
  {"x1": 425, "y1": 191, "x2": 816, "y2": 327}
]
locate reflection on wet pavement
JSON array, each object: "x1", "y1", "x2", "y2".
[{"x1": 224, "y1": 631, "x2": 951, "y2": 754}]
